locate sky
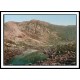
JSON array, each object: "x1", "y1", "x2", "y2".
[{"x1": 4, "y1": 14, "x2": 76, "y2": 26}]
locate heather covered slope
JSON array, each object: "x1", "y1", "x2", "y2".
[{"x1": 4, "y1": 20, "x2": 76, "y2": 65}]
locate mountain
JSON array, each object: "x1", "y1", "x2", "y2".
[
  {"x1": 4, "y1": 20, "x2": 57, "y2": 48},
  {"x1": 4, "y1": 20, "x2": 76, "y2": 47}
]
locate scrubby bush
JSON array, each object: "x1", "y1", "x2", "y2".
[
  {"x1": 4, "y1": 48, "x2": 22, "y2": 65},
  {"x1": 56, "y1": 42, "x2": 76, "y2": 55},
  {"x1": 9, "y1": 51, "x2": 48, "y2": 65},
  {"x1": 42, "y1": 42, "x2": 76, "y2": 65}
]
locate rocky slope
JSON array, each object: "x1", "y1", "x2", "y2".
[{"x1": 4, "y1": 20, "x2": 61, "y2": 47}]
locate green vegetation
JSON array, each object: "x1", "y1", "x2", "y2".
[
  {"x1": 9, "y1": 51, "x2": 48, "y2": 65},
  {"x1": 58, "y1": 26, "x2": 76, "y2": 41}
]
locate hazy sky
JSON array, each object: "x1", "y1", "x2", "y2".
[{"x1": 4, "y1": 14, "x2": 76, "y2": 25}]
